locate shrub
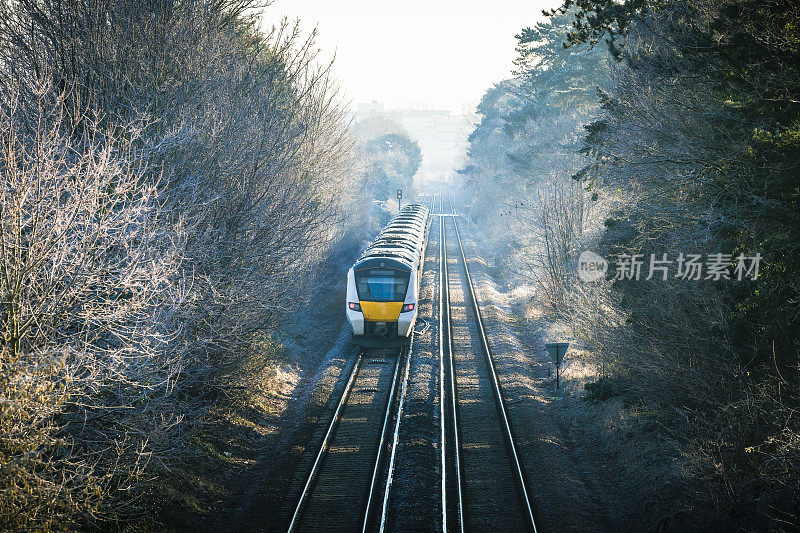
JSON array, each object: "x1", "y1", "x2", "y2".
[
  {"x1": 0, "y1": 84, "x2": 184, "y2": 529},
  {"x1": 583, "y1": 377, "x2": 623, "y2": 403}
]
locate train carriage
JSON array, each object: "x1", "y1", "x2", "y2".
[{"x1": 346, "y1": 204, "x2": 430, "y2": 346}]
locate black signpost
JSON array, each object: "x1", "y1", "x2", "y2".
[{"x1": 545, "y1": 342, "x2": 569, "y2": 389}]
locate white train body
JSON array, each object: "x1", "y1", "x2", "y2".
[{"x1": 346, "y1": 204, "x2": 430, "y2": 346}]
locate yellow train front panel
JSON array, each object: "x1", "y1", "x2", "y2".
[{"x1": 359, "y1": 301, "x2": 403, "y2": 322}]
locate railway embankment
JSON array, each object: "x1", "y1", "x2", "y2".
[
  {"x1": 459, "y1": 216, "x2": 690, "y2": 531},
  {"x1": 157, "y1": 233, "x2": 366, "y2": 530}
]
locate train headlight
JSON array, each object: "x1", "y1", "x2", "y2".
[
  {"x1": 348, "y1": 302, "x2": 361, "y2": 312},
  {"x1": 401, "y1": 303, "x2": 415, "y2": 313}
]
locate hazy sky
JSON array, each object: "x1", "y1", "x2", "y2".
[{"x1": 264, "y1": 0, "x2": 558, "y2": 111}]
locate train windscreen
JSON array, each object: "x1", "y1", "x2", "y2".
[{"x1": 355, "y1": 269, "x2": 409, "y2": 302}]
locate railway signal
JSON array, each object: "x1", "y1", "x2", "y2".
[
  {"x1": 397, "y1": 189, "x2": 402, "y2": 210},
  {"x1": 545, "y1": 342, "x2": 569, "y2": 389}
]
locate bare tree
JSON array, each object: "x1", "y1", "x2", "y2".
[
  {"x1": 0, "y1": 81, "x2": 187, "y2": 529},
  {"x1": 0, "y1": 2, "x2": 357, "y2": 527},
  {"x1": 139, "y1": 14, "x2": 355, "y2": 389}
]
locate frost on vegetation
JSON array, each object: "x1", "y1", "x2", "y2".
[
  {"x1": 462, "y1": 2, "x2": 800, "y2": 525},
  {"x1": 0, "y1": 0, "x2": 357, "y2": 528},
  {"x1": 0, "y1": 84, "x2": 183, "y2": 529}
]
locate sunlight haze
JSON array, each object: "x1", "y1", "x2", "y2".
[{"x1": 265, "y1": 0, "x2": 558, "y2": 111}]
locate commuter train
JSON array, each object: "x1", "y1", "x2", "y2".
[{"x1": 346, "y1": 204, "x2": 430, "y2": 347}]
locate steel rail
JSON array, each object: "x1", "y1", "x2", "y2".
[
  {"x1": 438, "y1": 203, "x2": 448, "y2": 533},
  {"x1": 439, "y1": 195, "x2": 465, "y2": 533},
  {"x1": 449, "y1": 195, "x2": 538, "y2": 533},
  {"x1": 378, "y1": 335, "x2": 413, "y2": 532},
  {"x1": 362, "y1": 349, "x2": 405, "y2": 532},
  {"x1": 287, "y1": 353, "x2": 364, "y2": 532}
]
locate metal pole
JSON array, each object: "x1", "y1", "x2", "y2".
[{"x1": 556, "y1": 363, "x2": 559, "y2": 390}]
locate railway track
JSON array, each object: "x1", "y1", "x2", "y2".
[
  {"x1": 287, "y1": 345, "x2": 412, "y2": 533},
  {"x1": 439, "y1": 194, "x2": 538, "y2": 532},
  {"x1": 286, "y1": 191, "x2": 536, "y2": 532},
  {"x1": 439, "y1": 196, "x2": 464, "y2": 532},
  {"x1": 287, "y1": 195, "x2": 438, "y2": 532}
]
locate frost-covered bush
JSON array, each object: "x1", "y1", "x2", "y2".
[{"x1": 0, "y1": 86, "x2": 184, "y2": 529}]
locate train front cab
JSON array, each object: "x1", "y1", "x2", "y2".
[{"x1": 346, "y1": 257, "x2": 418, "y2": 347}]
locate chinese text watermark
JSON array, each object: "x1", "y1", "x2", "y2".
[{"x1": 578, "y1": 251, "x2": 762, "y2": 282}]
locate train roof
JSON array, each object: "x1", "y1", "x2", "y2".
[
  {"x1": 367, "y1": 238, "x2": 418, "y2": 251},
  {"x1": 380, "y1": 225, "x2": 424, "y2": 234},
  {"x1": 354, "y1": 203, "x2": 430, "y2": 269},
  {"x1": 356, "y1": 248, "x2": 417, "y2": 267},
  {"x1": 362, "y1": 246, "x2": 416, "y2": 259},
  {"x1": 381, "y1": 224, "x2": 423, "y2": 232},
  {"x1": 353, "y1": 256, "x2": 412, "y2": 272},
  {"x1": 377, "y1": 232, "x2": 423, "y2": 243},
  {"x1": 384, "y1": 220, "x2": 424, "y2": 229},
  {"x1": 385, "y1": 219, "x2": 425, "y2": 228}
]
